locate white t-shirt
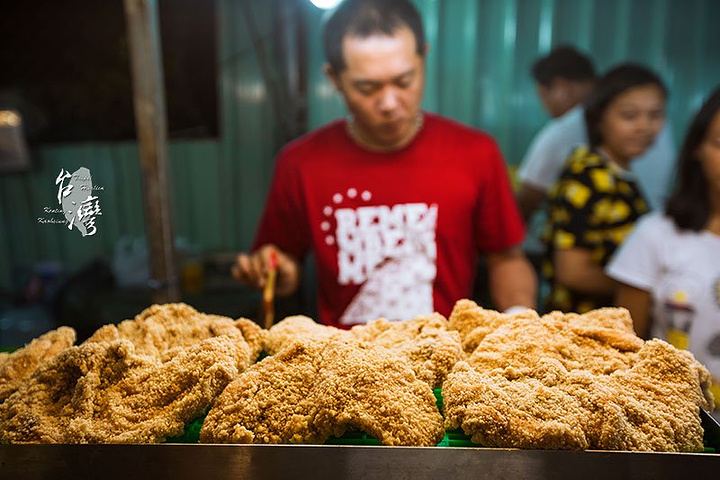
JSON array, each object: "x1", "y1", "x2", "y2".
[
  {"x1": 606, "y1": 213, "x2": 720, "y2": 388},
  {"x1": 518, "y1": 105, "x2": 676, "y2": 210}
]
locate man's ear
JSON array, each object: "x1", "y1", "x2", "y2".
[{"x1": 324, "y1": 63, "x2": 342, "y2": 92}]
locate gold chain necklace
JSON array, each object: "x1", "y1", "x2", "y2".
[{"x1": 345, "y1": 113, "x2": 424, "y2": 151}]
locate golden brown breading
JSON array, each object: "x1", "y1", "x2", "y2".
[
  {"x1": 233, "y1": 317, "x2": 265, "y2": 361},
  {"x1": 351, "y1": 314, "x2": 464, "y2": 388},
  {"x1": 0, "y1": 335, "x2": 248, "y2": 444},
  {"x1": 448, "y1": 299, "x2": 541, "y2": 354},
  {"x1": 264, "y1": 316, "x2": 353, "y2": 355},
  {"x1": 199, "y1": 339, "x2": 444, "y2": 446},
  {"x1": 84, "y1": 303, "x2": 262, "y2": 366},
  {"x1": 0, "y1": 326, "x2": 76, "y2": 403},
  {"x1": 266, "y1": 314, "x2": 463, "y2": 388},
  {"x1": 444, "y1": 340, "x2": 712, "y2": 451},
  {"x1": 444, "y1": 301, "x2": 714, "y2": 452},
  {"x1": 465, "y1": 310, "x2": 643, "y2": 375}
]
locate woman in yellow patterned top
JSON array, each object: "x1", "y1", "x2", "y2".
[{"x1": 543, "y1": 64, "x2": 668, "y2": 313}]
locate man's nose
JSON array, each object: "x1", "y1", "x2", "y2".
[{"x1": 378, "y1": 86, "x2": 400, "y2": 112}]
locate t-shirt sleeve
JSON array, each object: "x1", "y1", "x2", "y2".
[
  {"x1": 517, "y1": 125, "x2": 567, "y2": 191},
  {"x1": 474, "y1": 138, "x2": 526, "y2": 252},
  {"x1": 605, "y1": 215, "x2": 662, "y2": 291},
  {"x1": 546, "y1": 162, "x2": 603, "y2": 254},
  {"x1": 252, "y1": 150, "x2": 311, "y2": 260}
]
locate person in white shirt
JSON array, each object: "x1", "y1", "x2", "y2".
[
  {"x1": 517, "y1": 46, "x2": 676, "y2": 223},
  {"x1": 607, "y1": 86, "x2": 720, "y2": 413}
]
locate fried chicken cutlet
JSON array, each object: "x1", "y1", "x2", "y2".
[
  {"x1": 84, "y1": 303, "x2": 263, "y2": 365},
  {"x1": 0, "y1": 335, "x2": 249, "y2": 444},
  {"x1": 199, "y1": 339, "x2": 444, "y2": 446},
  {"x1": 0, "y1": 326, "x2": 76, "y2": 403},
  {"x1": 443, "y1": 300, "x2": 714, "y2": 451},
  {"x1": 350, "y1": 314, "x2": 463, "y2": 388},
  {"x1": 263, "y1": 316, "x2": 352, "y2": 355},
  {"x1": 265, "y1": 314, "x2": 463, "y2": 388}
]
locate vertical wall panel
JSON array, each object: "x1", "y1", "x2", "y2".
[
  {"x1": 437, "y1": 0, "x2": 480, "y2": 124},
  {"x1": 304, "y1": 2, "x2": 346, "y2": 130},
  {"x1": 415, "y1": 0, "x2": 441, "y2": 113},
  {"x1": 219, "y1": 0, "x2": 282, "y2": 250},
  {"x1": 0, "y1": 178, "x2": 11, "y2": 288}
]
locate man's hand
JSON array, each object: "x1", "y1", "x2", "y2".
[{"x1": 232, "y1": 244, "x2": 301, "y2": 297}]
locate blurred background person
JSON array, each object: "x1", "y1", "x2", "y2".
[
  {"x1": 517, "y1": 47, "x2": 676, "y2": 223},
  {"x1": 543, "y1": 64, "x2": 667, "y2": 313},
  {"x1": 607, "y1": 86, "x2": 720, "y2": 412}
]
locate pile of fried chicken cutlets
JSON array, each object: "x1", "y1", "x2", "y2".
[{"x1": 0, "y1": 301, "x2": 713, "y2": 451}]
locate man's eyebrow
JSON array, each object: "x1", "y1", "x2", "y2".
[{"x1": 351, "y1": 68, "x2": 416, "y2": 86}]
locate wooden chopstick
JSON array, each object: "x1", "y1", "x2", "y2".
[{"x1": 263, "y1": 250, "x2": 278, "y2": 329}]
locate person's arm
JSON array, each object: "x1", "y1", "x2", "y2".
[
  {"x1": 486, "y1": 246, "x2": 538, "y2": 311},
  {"x1": 545, "y1": 150, "x2": 620, "y2": 298},
  {"x1": 615, "y1": 283, "x2": 652, "y2": 338},
  {"x1": 516, "y1": 117, "x2": 581, "y2": 220},
  {"x1": 606, "y1": 215, "x2": 664, "y2": 337},
  {"x1": 516, "y1": 182, "x2": 547, "y2": 223},
  {"x1": 554, "y1": 247, "x2": 617, "y2": 296},
  {"x1": 232, "y1": 244, "x2": 301, "y2": 297}
]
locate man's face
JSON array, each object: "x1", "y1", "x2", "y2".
[
  {"x1": 536, "y1": 80, "x2": 574, "y2": 118},
  {"x1": 327, "y1": 26, "x2": 425, "y2": 151}
]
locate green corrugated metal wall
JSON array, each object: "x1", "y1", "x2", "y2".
[
  {"x1": 1, "y1": 0, "x2": 718, "y2": 290},
  {"x1": 0, "y1": 141, "x2": 221, "y2": 289},
  {"x1": 303, "y1": 0, "x2": 720, "y2": 163}
]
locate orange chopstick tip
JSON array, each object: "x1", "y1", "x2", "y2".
[{"x1": 269, "y1": 250, "x2": 278, "y2": 270}]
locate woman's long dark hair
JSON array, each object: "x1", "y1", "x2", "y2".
[
  {"x1": 666, "y1": 86, "x2": 720, "y2": 231},
  {"x1": 584, "y1": 64, "x2": 668, "y2": 150}
]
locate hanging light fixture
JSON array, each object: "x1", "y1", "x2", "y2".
[{"x1": 309, "y1": 0, "x2": 343, "y2": 9}]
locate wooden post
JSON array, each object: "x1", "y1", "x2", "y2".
[{"x1": 124, "y1": 0, "x2": 180, "y2": 303}]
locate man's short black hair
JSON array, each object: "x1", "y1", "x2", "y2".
[
  {"x1": 323, "y1": 0, "x2": 426, "y2": 73},
  {"x1": 531, "y1": 45, "x2": 596, "y2": 87}
]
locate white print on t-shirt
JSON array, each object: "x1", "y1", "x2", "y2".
[{"x1": 329, "y1": 200, "x2": 438, "y2": 325}]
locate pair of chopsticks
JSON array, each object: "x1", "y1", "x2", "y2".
[{"x1": 263, "y1": 250, "x2": 278, "y2": 329}]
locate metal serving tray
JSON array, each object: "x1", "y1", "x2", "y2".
[{"x1": 1, "y1": 443, "x2": 719, "y2": 480}]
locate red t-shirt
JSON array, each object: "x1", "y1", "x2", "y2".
[{"x1": 254, "y1": 113, "x2": 525, "y2": 327}]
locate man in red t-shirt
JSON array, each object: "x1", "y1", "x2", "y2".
[{"x1": 233, "y1": 0, "x2": 536, "y2": 327}]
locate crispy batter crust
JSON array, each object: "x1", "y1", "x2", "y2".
[
  {"x1": 0, "y1": 326, "x2": 76, "y2": 403},
  {"x1": 85, "y1": 303, "x2": 263, "y2": 366},
  {"x1": 200, "y1": 339, "x2": 445, "y2": 446},
  {"x1": 0, "y1": 336, "x2": 248, "y2": 444},
  {"x1": 444, "y1": 301, "x2": 714, "y2": 451},
  {"x1": 266, "y1": 314, "x2": 464, "y2": 388}
]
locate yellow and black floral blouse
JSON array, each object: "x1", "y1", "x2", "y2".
[{"x1": 543, "y1": 147, "x2": 649, "y2": 313}]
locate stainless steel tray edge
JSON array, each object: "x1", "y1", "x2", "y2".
[{"x1": 1, "y1": 444, "x2": 719, "y2": 480}]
